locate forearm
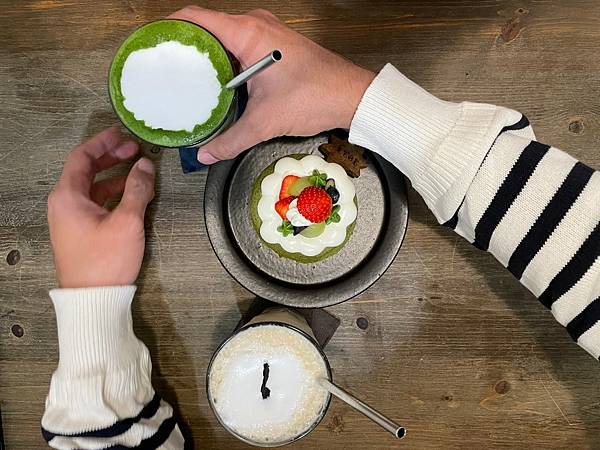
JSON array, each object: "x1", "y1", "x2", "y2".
[
  {"x1": 449, "y1": 132, "x2": 600, "y2": 357},
  {"x1": 42, "y1": 286, "x2": 184, "y2": 449},
  {"x1": 349, "y1": 64, "x2": 600, "y2": 359}
]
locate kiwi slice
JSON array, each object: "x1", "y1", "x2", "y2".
[
  {"x1": 300, "y1": 221, "x2": 326, "y2": 238},
  {"x1": 288, "y1": 176, "x2": 312, "y2": 197}
]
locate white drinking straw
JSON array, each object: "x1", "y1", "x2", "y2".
[
  {"x1": 319, "y1": 378, "x2": 406, "y2": 439},
  {"x1": 225, "y1": 50, "x2": 282, "y2": 89}
]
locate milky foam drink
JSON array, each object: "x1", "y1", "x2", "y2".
[
  {"x1": 109, "y1": 19, "x2": 235, "y2": 147},
  {"x1": 207, "y1": 308, "x2": 331, "y2": 446}
]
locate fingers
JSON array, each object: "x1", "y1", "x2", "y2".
[
  {"x1": 90, "y1": 176, "x2": 127, "y2": 206},
  {"x1": 60, "y1": 127, "x2": 120, "y2": 190},
  {"x1": 115, "y1": 158, "x2": 156, "y2": 220},
  {"x1": 96, "y1": 140, "x2": 139, "y2": 173},
  {"x1": 60, "y1": 127, "x2": 138, "y2": 192},
  {"x1": 169, "y1": 6, "x2": 240, "y2": 53},
  {"x1": 197, "y1": 109, "x2": 269, "y2": 164}
]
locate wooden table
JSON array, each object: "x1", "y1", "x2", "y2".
[{"x1": 2, "y1": 1, "x2": 600, "y2": 448}]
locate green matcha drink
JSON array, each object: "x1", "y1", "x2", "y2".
[{"x1": 109, "y1": 19, "x2": 236, "y2": 147}]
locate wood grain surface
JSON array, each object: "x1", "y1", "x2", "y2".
[{"x1": 1, "y1": 1, "x2": 600, "y2": 449}]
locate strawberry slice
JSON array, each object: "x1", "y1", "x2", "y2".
[
  {"x1": 275, "y1": 196, "x2": 295, "y2": 220},
  {"x1": 279, "y1": 175, "x2": 300, "y2": 200}
]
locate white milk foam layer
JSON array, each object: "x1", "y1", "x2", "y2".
[
  {"x1": 208, "y1": 325, "x2": 329, "y2": 444},
  {"x1": 120, "y1": 41, "x2": 221, "y2": 132}
]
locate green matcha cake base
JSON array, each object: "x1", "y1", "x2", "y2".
[
  {"x1": 109, "y1": 19, "x2": 235, "y2": 147},
  {"x1": 250, "y1": 154, "x2": 357, "y2": 264}
]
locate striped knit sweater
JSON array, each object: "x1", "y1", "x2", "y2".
[
  {"x1": 350, "y1": 64, "x2": 600, "y2": 358},
  {"x1": 41, "y1": 63, "x2": 599, "y2": 449}
]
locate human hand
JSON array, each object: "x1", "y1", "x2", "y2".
[
  {"x1": 169, "y1": 6, "x2": 375, "y2": 164},
  {"x1": 48, "y1": 127, "x2": 155, "y2": 288}
]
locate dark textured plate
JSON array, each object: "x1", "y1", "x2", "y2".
[{"x1": 204, "y1": 134, "x2": 409, "y2": 307}]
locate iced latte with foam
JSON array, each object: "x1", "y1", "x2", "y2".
[{"x1": 207, "y1": 308, "x2": 331, "y2": 446}]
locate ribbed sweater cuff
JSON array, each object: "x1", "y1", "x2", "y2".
[
  {"x1": 44, "y1": 286, "x2": 154, "y2": 432},
  {"x1": 50, "y1": 286, "x2": 138, "y2": 375},
  {"x1": 349, "y1": 63, "x2": 518, "y2": 222}
]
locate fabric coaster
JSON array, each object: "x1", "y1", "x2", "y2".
[
  {"x1": 235, "y1": 298, "x2": 340, "y2": 348},
  {"x1": 178, "y1": 146, "x2": 207, "y2": 173}
]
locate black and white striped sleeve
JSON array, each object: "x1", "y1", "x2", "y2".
[
  {"x1": 42, "y1": 286, "x2": 185, "y2": 449},
  {"x1": 446, "y1": 126, "x2": 600, "y2": 357},
  {"x1": 349, "y1": 63, "x2": 600, "y2": 360}
]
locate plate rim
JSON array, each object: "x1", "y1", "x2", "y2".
[{"x1": 204, "y1": 142, "x2": 409, "y2": 308}]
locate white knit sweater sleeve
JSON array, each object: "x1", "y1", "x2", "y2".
[
  {"x1": 42, "y1": 286, "x2": 185, "y2": 449},
  {"x1": 350, "y1": 63, "x2": 600, "y2": 360}
]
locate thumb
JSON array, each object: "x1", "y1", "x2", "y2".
[
  {"x1": 198, "y1": 112, "x2": 268, "y2": 164},
  {"x1": 116, "y1": 157, "x2": 156, "y2": 218}
]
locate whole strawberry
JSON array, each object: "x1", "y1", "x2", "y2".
[{"x1": 297, "y1": 186, "x2": 332, "y2": 223}]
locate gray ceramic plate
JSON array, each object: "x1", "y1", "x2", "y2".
[{"x1": 204, "y1": 134, "x2": 408, "y2": 307}]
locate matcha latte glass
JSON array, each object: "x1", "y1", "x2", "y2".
[{"x1": 109, "y1": 19, "x2": 238, "y2": 148}]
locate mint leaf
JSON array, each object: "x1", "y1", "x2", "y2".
[
  {"x1": 309, "y1": 170, "x2": 327, "y2": 188},
  {"x1": 325, "y1": 205, "x2": 341, "y2": 225},
  {"x1": 277, "y1": 220, "x2": 293, "y2": 237}
]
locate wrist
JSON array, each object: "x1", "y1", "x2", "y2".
[
  {"x1": 338, "y1": 67, "x2": 376, "y2": 129},
  {"x1": 54, "y1": 254, "x2": 141, "y2": 289}
]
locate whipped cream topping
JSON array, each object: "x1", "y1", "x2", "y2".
[
  {"x1": 286, "y1": 199, "x2": 313, "y2": 227},
  {"x1": 257, "y1": 155, "x2": 357, "y2": 257}
]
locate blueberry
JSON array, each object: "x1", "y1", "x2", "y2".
[
  {"x1": 293, "y1": 226, "x2": 308, "y2": 235},
  {"x1": 325, "y1": 178, "x2": 336, "y2": 189},
  {"x1": 326, "y1": 186, "x2": 340, "y2": 204}
]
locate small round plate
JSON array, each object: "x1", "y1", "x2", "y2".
[{"x1": 204, "y1": 134, "x2": 409, "y2": 307}]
